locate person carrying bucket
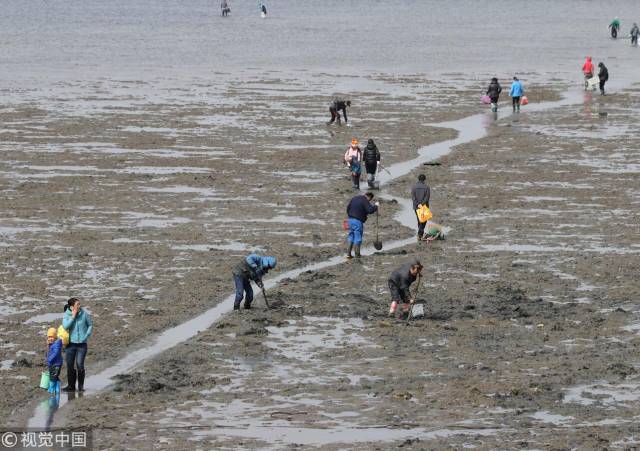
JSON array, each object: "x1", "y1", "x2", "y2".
[
  {"x1": 232, "y1": 254, "x2": 277, "y2": 310},
  {"x1": 388, "y1": 260, "x2": 423, "y2": 319},
  {"x1": 582, "y1": 56, "x2": 595, "y2": 91},
  {"x1": 411, "y1": 174, "x2": 430, "y2": 242},
  {"x1": 345, "y1": 192, "x2": 378, "y2": 259},
  {"x1": 46, "y1": 327, "x2": 63, "y2": 394},
  {"x1": 509, "y1": 77, "x2": 524, "y2": 113},
  {"x1": 486, "y1": 78, "x2": 502, "y2": 112},
  {"x1": 362, "y1": 138, "x2": 381, "y2": 189}
]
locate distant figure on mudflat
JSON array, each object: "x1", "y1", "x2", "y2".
[
  {"x1": 630, "y1": 23, "x2": 639, "y2": 46},
  {"x1": 221, "y1": 0, "x2": 230, "y2": 16},
  {"x1": 582, "y1": 56, "x2": 595, "y2": 90},
  {"x1": 261, "y1": 4, "x2": 267, "y2": 17},
  {"x1": 609, "y1": 17, "x2": 621, "y2": 38},
  {"x1": 509, "y1": 76, "x2": 524, "y2": 113},
  {"x1": 363, "y1": 138, "x2": 381, "y2": 189},
  {"x1": 486, "y1": 77, "x2": 502, "y2": 112},
  {"x1": 598, "y1": 62, "x2": 609, "y2": 95},
  {"x1": 328, "y1": 99, "x2": 351, "y2": 125}
]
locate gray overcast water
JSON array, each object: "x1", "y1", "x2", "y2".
[{"x1": 1, "y1": 0, "x2": 639, "y2": 80}]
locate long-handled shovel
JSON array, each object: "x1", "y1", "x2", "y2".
[
  {"x1": 261, "y1": 286, "x2": 271, "y2": 309},
  {"x1": 406, "y1": 274, "x2": 422, "y2": 322},
  {"x1": 378, "y1": 163, "x2": 392, "y2": 175},
  {"x1": 373, "y1": 211, "x2": 383, "y2": 250}
]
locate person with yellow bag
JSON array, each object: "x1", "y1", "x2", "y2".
[{"x1": 411, "y1": 174, "x2": 431, "y2": 242}]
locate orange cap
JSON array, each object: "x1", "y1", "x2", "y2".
[{"x1": 351, "y1": 138, "x2": 358, "y2": 146}]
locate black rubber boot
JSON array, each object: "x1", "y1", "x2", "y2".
[
  {"x1": 233, "y1": 301, "x2": 241, "y2": 311},
  {"x1": 244, "y1": 302, "x2": 252, "y2": 310},
  {"x1": 77, "y1": 370, "x2": 85, "y2": 392},
  {"x1": 354, "y1": 244, "x2": 361, "y2": 258},
  {"x1": 63, "y1": 368, "x2": 76, "y2": 392},
  {"x1": 346, "y1": 243, "x2": 353, "y2": 259}
]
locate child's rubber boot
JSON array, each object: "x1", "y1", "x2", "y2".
[{"x1": 388, "y1": 301, "x2": 398, "y2": 317}]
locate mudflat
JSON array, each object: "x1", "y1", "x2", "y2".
[{"x1": 3, "y1": 74, "x2": 640, "y2": 449}]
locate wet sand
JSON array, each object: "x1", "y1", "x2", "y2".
[{"x1": 3, "y1": 74, "x2": 640, "y2": 449}]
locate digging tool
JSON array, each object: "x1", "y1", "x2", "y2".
[
  {"x1": 261, "y1": 286, "x2": 271, "y2": 309},
  {"x1": 406, "y1": 274, "x2": 422, "y2": 322},
  {"x1": 373, "y1": 211, "x2": 383, "y2": 250},
  {"x1": 378, "y1": 163, "x2": 392, "y2": 175}
]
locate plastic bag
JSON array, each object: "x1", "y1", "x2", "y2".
[
  {"x1": 520, "y1": 96, "x2": 529, "y2": 106},
  {"x1": 57, "y1": 325, "x2": 69, "y2": 347},
  {"x1": 416, "y1": 205, "x2": 432, "y2": 223},
  {"x1": 481, "y1": 95, "x2": 491, "y2": 104}
]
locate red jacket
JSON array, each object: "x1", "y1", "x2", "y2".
[{"x1": 582, "y1": 58, "x2": 594, "y2": 75}]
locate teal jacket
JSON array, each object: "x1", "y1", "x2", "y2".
[{"x1": 62, "y1": 308, "x2": 93, "y2": 344}]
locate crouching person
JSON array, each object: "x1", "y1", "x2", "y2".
[
  {"x1": 46, "y1": 327, "x2": 63, "y2": 394},
  {"x1": 232, "y1": 254, "x2": 277, "y2": 310},
  {"x1": 388, "y1": 260, "x2": 423, "y2": 319}
]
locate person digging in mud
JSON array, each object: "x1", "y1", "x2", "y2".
[
  {"x1": 346, "y1": 192, "x2": 378, "y2": 259},
  {"x1": 363, "y1": 138, "x2": 381, "y2": 189},
  {"x1": 411, "y1": 174, "x2": 431, "y2": 242},
  {"x1": 232, "y1": 254, "x2": 277, "y2": 310},
  {"x1": 424, "y1": 221, "x2": 446, "y2": 242},
  {"x1": 328, "y1": 99, "x2": 351, "y2": 125},
  {"x1": 346, "y1": 155, "x2": 362, "y2": 190},
  {"x1": 388, "y1": 259, "x2": 423, "y2": 319},
  {"x1": 598, "y1": 62, "x2": 609, "y2": 95}
]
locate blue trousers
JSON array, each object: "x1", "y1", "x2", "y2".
[
  {"x1": 234, "y1": 275, "x2": 253, "y2": 308},
  {"x1": 348, "y1": 218, "x2": 364, "y2": 245},
  {"x1": 66, "y1": 342, "x2": 88, "y2": 371}
]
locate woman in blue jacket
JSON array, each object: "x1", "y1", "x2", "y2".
[
  {"x1": 62, "y1": 297, "x2": 93, "y2": 392},
  {"x1": 509, "y1": 77, "x2": 524, "y2": 113}
]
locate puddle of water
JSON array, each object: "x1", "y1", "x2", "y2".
[
  {"x1": 172, "y1": 243, "x2": 263, "y2": 252},
  {"x1": 1, "y1": 360, "x2": 14, "y2": 370},
  {"x1": 563, "y1": 380, "x2": 640, "y2": 407},
  {"x1": 23, "y1": 312, "x2": 62, "y2": 324}
]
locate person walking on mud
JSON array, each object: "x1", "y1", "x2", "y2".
[
  {"x1": 582, "y1": 56, "x2": 595, "y2": 90},
  {"x1": 388, "y1": 260, "x2": 423, "y2": 319},
  {"x1": 411, "y1": 174, "x2": 430, "y2": 242},
  {"x1": 232, "y1": 254, "x2": 277, "y2": 310},
  {"x1": 363, "y1": 138, "x2": 381, "y2": 189},
  {"x1": 486, "y1": 77, "x2": 502, "y2": 113},
  {"x1": 509, "y1": 76, "x2": 524, "y2": 113},
  {"x1": 346, "y1": 192, "x2": 378, "y2": 259},
  {"x1": 221, "y1": 0, "x2": 230, "y2": 16},
  {"x1": 344, "y1": 138, "x2": 362, "y2": 188},
  {"x1": 598, "y1": 62, "x2": 609, "y2": 95},
  {"x1": 328, "y1": 99, "x2": 351, "y2": 125},
  {"x1": 62, "y1": 297, "x2": 93, "y2": 392},
  {"x1": 631, "y1": 23, "x2": 640, "y2": 46}
]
